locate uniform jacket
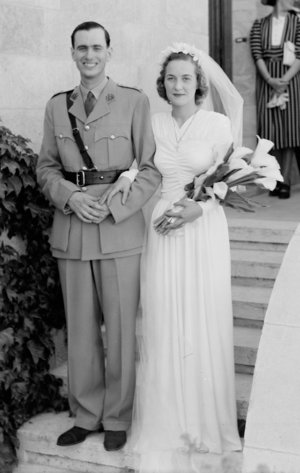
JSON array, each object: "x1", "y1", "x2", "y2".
[{"x1": 36, "y1": 78, "x2": 161, "y2": 259}]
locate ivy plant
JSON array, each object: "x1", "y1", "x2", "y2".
[{"x1": 0, "y1": 125, "x2": 67, "y2": 469}]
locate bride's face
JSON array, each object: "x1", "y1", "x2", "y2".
[{"x1": 164, "y1": 59, "x2": 198, "y2": 107}]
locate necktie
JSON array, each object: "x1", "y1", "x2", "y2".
[{"x1": 84, "y1": 91, "x2": 96, "y2": 116}]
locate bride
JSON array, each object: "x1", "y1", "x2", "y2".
[{"x1": 103, "y1": 43, "x2": 243, "y2": 472}]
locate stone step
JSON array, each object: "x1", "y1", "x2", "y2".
[
  {"x1": 14, "y1": 414, "x2": 243, "y2": 473},
  {"x1": 228, "y1": 218, "x2": 296, "y2": 245},
  {"x1": 231, "y1": 248, "x2": 283, "y2": 282},
  {"x1": 232, "y1": 285, "x2": 271, "y2": 328},
  {"x1": 235, "y1": 372, "x2": 253, "y2": 420},
  {"x1": 14, "y1": 464, "x2": 84, "y2": 473},
  {"x1": 14, "y1": 412, "x2": 131, "y2": 473},
  {"x1": 234, "y1": 326, "x2": 261, "y2": 374},
  {"x1": 231, "y1": 276, "x2": 274, "y2": 288},
  {"x1": 230, "y1": 240, "x2": 287, "y2": 252}
]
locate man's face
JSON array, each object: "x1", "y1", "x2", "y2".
[{"x1": 71, "y1": 27, "x2": 111, "y2": 84}]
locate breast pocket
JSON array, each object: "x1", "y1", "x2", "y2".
[
  {"x1": 95, "y1": 127, "x2": 132, "y2": 168},
  {"x1": 54, "y1": 126, "x2": 81, "y2": 169}
]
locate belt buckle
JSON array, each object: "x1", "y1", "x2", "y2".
[{"x1": 76, "y1": 170, "x2": 85, "y2": 187}]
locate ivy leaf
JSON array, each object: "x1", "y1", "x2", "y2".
[
  {"x1": 27, "y1": 340, "x2": 45, "y2": 364},
  {"x1": 4, "y1": 288, "x2": 20, "y2": 302},
  {"x1": 6, "y1": 176, "x2": 22, "y2": 196},
  {"x1": 0, "y1": 327, "x2": 14, "y2": 349},
  {"x1": 1, "y1": 199, "x2": 15, "y2": 213},
  {"x1": 11, "y1": 381, "x2": 28, "y2": 398},
  {"x1": 25, "y1": 202, "x2": 43, "y2": 217},
  {"x1": 21, "y1": 174, "x2": 36, "y2": 188},
  {"x1": 0, "y1": 158, "x2": 21, "y2": 174}
]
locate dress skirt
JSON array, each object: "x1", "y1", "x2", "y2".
[{"x1": 129, "y1": 196, "x2": 242, "y2": 473}]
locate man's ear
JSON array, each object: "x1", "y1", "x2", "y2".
[
  {"x1": 71, "y1": 47, "x2": 75, "y2": 61},
  {"x1": 106, "y1": 46, "x2": 113, "y2": 63}
]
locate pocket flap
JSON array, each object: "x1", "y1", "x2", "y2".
[{"x1": 95, "y1": 127, "x2": 129, "y2": 142}]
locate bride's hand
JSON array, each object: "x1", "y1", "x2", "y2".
[
  {"x1": 154, "y1": 198, "x2": 203, "y2": 235},
  {"x1": 98, "y1": 177, "x2": 132, "y2": 206},
  {"x1": 166, "y1": 198, "x2": 203, "y2": 226}
]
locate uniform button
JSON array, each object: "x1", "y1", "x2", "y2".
[
  {"x1": 59, "y1": 134, "x2": 63, "y2": 139},
  {"x1": 110, "y1": 134, "x2": 116, "y2": 140},
  {"x1": 84, "y1": 145, "x2": 89, "y2": 150},
  {"x1": 100, "y1": 175, "x2": 104, "y2": 180},
  {"x1": 84, "y1": 125, "x2": 90, "y2": 131}
]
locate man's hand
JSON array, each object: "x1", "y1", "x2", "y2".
[
  {"x1": 68, "y1": 191, "x2": 110, "y2": 223},
  {"x1": 92, "y1": 203, "x2": 111, "y2": 224},
  {"x1": 98, "y1": 177, "x2": 132, "y2": 206}
]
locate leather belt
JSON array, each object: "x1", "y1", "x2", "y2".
[{"x1": 63, "y1": 169, "x2": 125, "y2": 187}]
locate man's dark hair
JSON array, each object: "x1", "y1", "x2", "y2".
[{"x1": 71, "y1": 21, "x2": 110, "y2": 48}]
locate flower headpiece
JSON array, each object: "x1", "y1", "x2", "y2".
[{"x1": 159, "y1": 42, "x2": 203, "y2": 67}]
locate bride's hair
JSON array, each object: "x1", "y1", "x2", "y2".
[{"x1": 156, "y1": 52, "x2": 208, "y2": 105}]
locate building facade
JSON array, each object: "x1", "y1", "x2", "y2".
[{"x1": 0, "y1": 0, "x2": 273, "y2": 151}]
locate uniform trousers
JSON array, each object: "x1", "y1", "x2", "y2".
[{"x1": 57, "y1": 255, "x2": 141, "y2": 431}]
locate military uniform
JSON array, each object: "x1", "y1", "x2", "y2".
[{"x1": 37, "y1": 77, "x2": 161, "y2": 431}]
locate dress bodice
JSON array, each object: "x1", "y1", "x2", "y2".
[{"x1": 152, "y1": 110, "x2": 233, "y2": 202}]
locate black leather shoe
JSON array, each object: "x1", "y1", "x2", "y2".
[
  {"x1": 103, "y1": 430, "x2": 127, "y2": 451},
  {"x1": 278, "y1": 183, "x2": 290, "y2": 199},
  {"x1": 57, "y1": 425, "x2": 103, "y2": 446}
]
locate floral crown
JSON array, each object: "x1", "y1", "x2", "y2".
[{"x1": 159, "y1": 42, "x2": 203, "y2": 67}]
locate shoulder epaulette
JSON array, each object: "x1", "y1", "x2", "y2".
[
  {"x1": 51, "y1": 89, "x2": 74, "y2": 99},
  {"x1": 117, "y1": 84, "x2": 142, "y2": 93}
]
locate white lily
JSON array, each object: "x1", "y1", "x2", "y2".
[
  {"x1": 213, "y1": 181, "x2": 228, "y2": 200},
  {"x1": 254, "y1": 177, "x2": 278, "y2": 190},
  {"x1": 228, "y1": 146, "x2": 253, "y2": 162},
  {"x1": 256, "y1": 166, "x2": 284, "y2": 181},
  {"x1": 228, "y1": 157, "x2": 251, "y2": 171},
  {"x1": 250, "y1": 136, "x2": 274, "y2": 167},
  {"x1": 252, "y1": 152, "x2": 281, "y2": 170}
]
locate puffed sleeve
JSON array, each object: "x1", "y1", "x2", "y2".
[{"x1": 250, "y1": 19, "x2": 263, "y2": 62}]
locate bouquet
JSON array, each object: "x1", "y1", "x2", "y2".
[{"x1": 154, "y1": 136, "x2": 283, "y2": 233}]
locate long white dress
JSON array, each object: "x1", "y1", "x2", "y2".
[{"x1": 128, "y1": 110, "x2": 242, "y2": 473}]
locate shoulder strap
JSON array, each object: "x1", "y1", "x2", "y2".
[
  {"x1": 51, "y1": 89, "x2": 73, "y2": 99},
  {"x1": 66, "y1": 91, "x2": 97, "y2": 170},
  {"x1": 117, "y1": 84, "x2": 142, "y2": 93}
]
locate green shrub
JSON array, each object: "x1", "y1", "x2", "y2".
[{"x1": 0, "y1": 125, "x2": 67, "y2": 467}]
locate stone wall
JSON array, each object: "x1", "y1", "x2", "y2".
[
  {"x1": 232, "y1": 0, "x2": 272, "y2": 148},
  {"x1": 243, "y1": 223, "x2": 300, "y2": 472},
  {"x1": 0, "y1": 0, "x2": 208, "y2": 151}
]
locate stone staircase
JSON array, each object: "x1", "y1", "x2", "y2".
[{"x1": 14, "y1": 218, "x2": 297, "y2": 473}]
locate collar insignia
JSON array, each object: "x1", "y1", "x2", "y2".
[
  {"x1": 70, "y1": 90, "x2": 79, "y2": 101},
  {"x1": 106, "y1": 93, "x2": 115, "y2": 102}
]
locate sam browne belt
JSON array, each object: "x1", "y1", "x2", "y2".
[{"x1": 64, "y1": 90, "x2": 127, "y2": 187}]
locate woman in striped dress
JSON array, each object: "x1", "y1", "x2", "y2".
[{"x1": 250, "y1": 0, "x2": 300, "y2": 198}]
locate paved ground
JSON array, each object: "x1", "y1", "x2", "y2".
[{"x1": 225, "y1": 184, "x2": 300, "y2": 223}]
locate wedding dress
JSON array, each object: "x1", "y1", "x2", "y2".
[{"x1": 127, "y1": 109, "x2": 242, "y2": 473}]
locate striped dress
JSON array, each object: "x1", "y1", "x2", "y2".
[{"x1": 250, "y1": 12, "x2": 300, "y2": 149}]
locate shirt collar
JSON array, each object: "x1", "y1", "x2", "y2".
[{"x1": 80, "y1": 76, "x2": 108, "y2": 101}]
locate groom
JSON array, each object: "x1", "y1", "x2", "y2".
[{"x1": 37, "y1": 21, "x2": 160, "y2": 451}]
